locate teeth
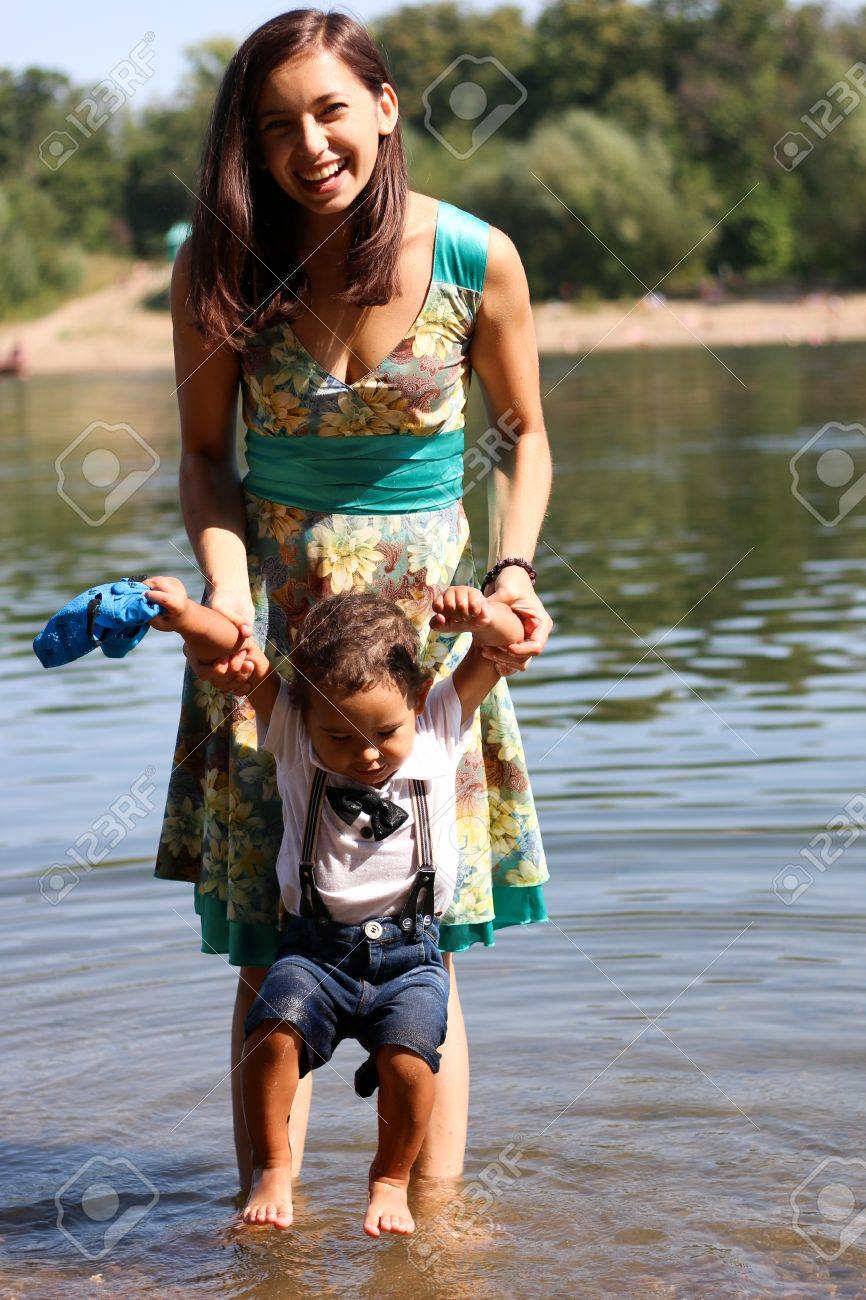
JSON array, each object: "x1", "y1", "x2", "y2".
[{"x1": 299, "y1": 159, "x2": 345, "y2": 182}]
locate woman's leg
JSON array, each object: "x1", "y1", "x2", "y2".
[
  {"x1": 232, "y1": 966, "x2": 313, "y2": 1192},
  {"x1": 411, "y1": 953, "x2": 469, "y2": 1180}
]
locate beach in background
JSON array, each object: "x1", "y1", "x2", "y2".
[{"x1": 1, "y1": 264, "x2": 865, "y2": 374}]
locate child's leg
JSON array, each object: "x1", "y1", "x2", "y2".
[
  {"x1": 241, "y1": 1018, "x2": 306, "y2": 1228},
  {"x1": 231, "y1": 969, "x2": 312, "y2": 1194},
  {"x1": 364, "y1": 1046, "x2": 437, "y2": 1238}
]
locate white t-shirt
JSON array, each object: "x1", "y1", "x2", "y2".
[{"x1": 258, "y1": 675, "x2": 473, "y2": 924}]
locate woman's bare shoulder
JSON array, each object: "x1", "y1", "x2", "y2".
[
  {"x1": 407, "y1": 190, "x2": 441, "y2": 233},
  {"x1": 476, "y1": 224, "x2": 528, "y2": 322}
]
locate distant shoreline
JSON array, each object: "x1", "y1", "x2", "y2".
[{"x1": 1, "y1": 262, "x2": 864, "y2": 376}]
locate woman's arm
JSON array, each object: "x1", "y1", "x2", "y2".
[
  {"x1": 171, "y1": 242, "x2": 256, "y2": 682},
  {"x1": 469, "y1": 228, "x2": 554, "y2": 671},
  {"x1": 144, "y1": 575, "x2": 281, "y2": 723}
]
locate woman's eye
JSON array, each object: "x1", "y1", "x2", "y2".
[
  {"x1": 378, "y1": 729, "x2": 398, "y2": 738},
  {"x1": 265, "y1": 104, "x2": 346, "y2": 132}
]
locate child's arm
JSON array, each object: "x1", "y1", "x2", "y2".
[
  {"x1": 144, "y1": 576, "x2": 281, "y2": 723},
  {"x1": 429, "y1": 586, "x2": 526, "y2": 724},
  {"x1": 144, "y1": 576, "x2": 244, "y2": 659}
]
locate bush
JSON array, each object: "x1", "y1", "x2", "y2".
[
  {"x1": 460, "y1": 109, "x2": 716, "y2": 297},
  {"x1": 0, "y1": 182, "x2": 83, "y2": 316}
]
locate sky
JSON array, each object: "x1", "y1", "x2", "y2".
[
  {"x1": 6, "y1": 1, "x2": 860, "y2": 108},
  {"x1": 5, "y1": 0, "x2": 548, "y2": 108}
]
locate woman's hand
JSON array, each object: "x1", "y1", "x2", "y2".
[
  {"x1": 183, "y1": 586, "x2": 257, "y2": 691},
  {"x1": 480, "y1": 568, "x2": 553, "y2": 675}
]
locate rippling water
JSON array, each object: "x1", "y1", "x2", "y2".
[{"x1": 3, "y1": 344, "x2": 866, "y2": 1296}]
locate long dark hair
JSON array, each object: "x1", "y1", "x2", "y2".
[{"x1": 186, "y1": 9, "x2": 409, "y2": 347}]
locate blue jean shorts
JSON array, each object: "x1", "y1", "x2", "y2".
[{"x1": 244, "y1": 912, "x2": 451, "y2": 1097}]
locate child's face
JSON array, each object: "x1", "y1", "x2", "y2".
[{"x1": 304, "y1": 678, "x2": 430, "y2": 786}]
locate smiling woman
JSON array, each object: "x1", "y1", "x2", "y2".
[{"x1": 152, "y1": 6, "x2": 553, "y2": 1219}]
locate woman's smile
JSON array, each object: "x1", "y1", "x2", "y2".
[{"x1": 294, "y1": 156, "x2": 350, "y2": 193}]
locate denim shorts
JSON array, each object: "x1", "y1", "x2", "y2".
[{"x1": 244, "y1": 912, "x2": 450, "y2": 1097}]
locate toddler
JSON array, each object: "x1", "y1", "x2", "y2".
[{"x1": 143, "y1": 575, "x2": 523, "y2": 1238}]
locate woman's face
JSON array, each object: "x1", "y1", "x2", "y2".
[{"x1": 254, "y1": 49, "x2": 398, "y2": 211}]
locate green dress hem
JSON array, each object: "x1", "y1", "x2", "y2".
[{"x1": 194, "y1": 883, "x2": 548, "y2": 968}]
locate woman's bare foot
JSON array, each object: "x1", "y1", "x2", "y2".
[
  {"x1": 242, "y1": 1162, "x2": 294, "y2": 1229},
  {"x1": 364, "y1": 1176, "x2": 415, "y2": 1237}
]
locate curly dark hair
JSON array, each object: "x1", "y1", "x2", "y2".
[{"x1": 285, "y1": 592, "x2": 432, "y2": 710}]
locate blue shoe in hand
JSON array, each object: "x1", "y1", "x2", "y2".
[{"x1": 33, "y1": 577, "x2": 160, "y2": 668}]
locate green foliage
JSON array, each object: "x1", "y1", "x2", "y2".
[
  {"x1": 373, "y1": 4, "x2": 535, "y2": 129},
  {"x1": 461, "y1": 110, "x2": 716, "y2": 295},
  {"x1": 0, "y1": 2, "x2": 865, "y2": 316},
  {"x1": 716, "y1": 184, "x2": 796, "y2": 281},
  {"x1": 0, "y1": 181, "x2": 84, "y2": 315}
]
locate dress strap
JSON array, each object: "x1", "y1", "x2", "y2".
[{"x1": 432, "y1": 201, "x2": 490, "y2": 297}]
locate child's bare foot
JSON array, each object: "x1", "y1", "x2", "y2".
[
  {"x1": 242, "y1": 1162, "x2": 294, "y2": 1229},
  {"x1": 364, "y1": 1176, "x2": 415, "y2": 1237}
]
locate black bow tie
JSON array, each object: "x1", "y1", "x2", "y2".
[{"x1": 326, "y1": 785, "x2": 409, "y2": 841}]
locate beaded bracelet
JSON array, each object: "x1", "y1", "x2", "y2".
[{"x1": 480, "y1": 556, "x2": 537, "y2": 595}]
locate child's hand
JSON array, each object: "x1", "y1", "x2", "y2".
[
  {"x1": 210, "y1": 645, "x2": 270, "y2": 697},
  {"x1": 143, "y1": 576, "x2": 189, "y2": 631},
  {"x1": 430, "y1": 586, "x2": 492, "y2": 632}
]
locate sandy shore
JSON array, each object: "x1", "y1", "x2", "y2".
[{"x1": 1, "y1": 261, "x2": 864, "y2": 375}]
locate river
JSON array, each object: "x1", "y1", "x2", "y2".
[{"x1": 2, "y1": 341, "x2": 866, "y2": 1296}]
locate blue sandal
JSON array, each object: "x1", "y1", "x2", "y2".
[{"x1": 33, "y1": 576, "x2": 160, "y2": 668}]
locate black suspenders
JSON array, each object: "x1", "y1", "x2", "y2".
[
  {"x1": 292, "y1": 768, "x2": 436, "y2": 935},
  {"x1": 402, "y1": 780, "x2": 436, "y2": 932},
  {"x1": 297, "y1": 767, "x2": 331, "y2": 930}
]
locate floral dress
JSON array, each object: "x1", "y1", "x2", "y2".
[{"x1": 154, "y1": 199, "x2": 549, "y2": 966}]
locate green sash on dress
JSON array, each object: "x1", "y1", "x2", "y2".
[{"x1": 243, "y1": 427, "x2": 465, "y2": 514}]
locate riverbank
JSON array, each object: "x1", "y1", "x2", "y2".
[{"x1": 1, "y1": 261, "x2": 864, "y2": 375}]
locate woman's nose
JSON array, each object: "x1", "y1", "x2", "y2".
[{"x1": 297, "y1": 117, "x2": 329, "y2": 159}]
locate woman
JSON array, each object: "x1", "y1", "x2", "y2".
[{"x1": 155, "y1": 8, "x2": 553, "y2": 1192}]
